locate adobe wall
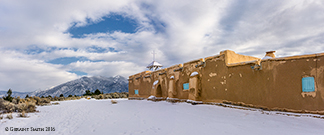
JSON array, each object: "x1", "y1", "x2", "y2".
[
  {"x1": 151, "y1": 68, "x2": 168, "y2": 98},
  {"x1": 201, "y1": 53, "x2": 324, "y2": 112},
  {"x1": 220, "y1": 50, "x2": 260, "y2": 65},
  {"x1": 165, "y1": 64, "x2": 184, "y2": 99},
  {"x1": 128, "y1": 50, "x2": 324, "y2": 113},
  {"x1": 128, "y1": 71, "x2": 152, "y2": 98},
  {"x1": 179, "y1": 58, "x2": 204, "y2": 100}
]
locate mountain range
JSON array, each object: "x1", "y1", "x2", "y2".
[{"x1": 0, "y1": 75, "x2": 128, "y2": 98}]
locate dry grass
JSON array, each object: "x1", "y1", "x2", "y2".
[
  {"x1": 52, "y1": 102, "x2": 60, "y2": 105},
  {"x1": 17, "y1": 111, "x2": 28, "y2": 118},
  {"x1": 111, "y1": 100, "x2": 118, "y2": 104},
  {"x1": 6, "y1": 113, "x2": 13, "y2": 119}
]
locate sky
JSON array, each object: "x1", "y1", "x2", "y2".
[{"x1": 1, "y1": 0, "x2": 324, "y2": 92}]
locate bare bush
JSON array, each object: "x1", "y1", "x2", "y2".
[
  {"x1": 52, "y1": 102, "x2": 59, "y2": 105},
  {"x1": 16, "y1": 103, "x2": 27, "y2": 112},
  {"x1": 26, "y1": 102, "x2": 36, "y2": 112},
  {"x1": 18, "y1": 111, "x2": 28, "y2": 118},
  {"x1": 19, "y1": 98, "x2": 25, "y2": 104},
  {"x1": 111, "y1": 100, "x2": 118, "y2": 104},
  {"x1": 6, "y1": 113, "x2": 13, "y2": 119},
  {"x1": 112, "y1": 93, "x2": 120, "y2": 98},
  {"x1": 37, "y1": 98, "x2": 51, "y2": 106},
  {"x1": 3, "y1": 101, "x2": 15, "y2": 113},
  {"x1": 104, "y1": 94, "x2": 112, "y2": 99},
  {"x1": 12, "y1": 98, "x2": 18, "y2": 104},
  {"x1": 58, "y1": 97, "x2": 65, "y2": 101}
]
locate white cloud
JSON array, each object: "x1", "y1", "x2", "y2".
[
  {"x1": 1, "y1": 0, "x2": 324, "y2": 92},
  {"x1": 0, "y1": 50, "x2": 78, "y2": 92},
  {"x1": 67, "y1": 61, "x2": 144, "y2": 77}
]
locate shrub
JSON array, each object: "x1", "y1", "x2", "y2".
[
  {"x1": 0, "y1": 115, "x2": 3, "y2": 120},
  {"x1": 94, "y1": 89, "x2": 101, "y2": 95},
  {"x1": 59, "y1": 94, "x2": 64, "y2": 97},
  {"x1": 6, "y1": 113, "x2": 13, "y2": 119},
  {"x1": 26, "y1": 102, "x2": 36, "y2": 112},
  {"x1": 37, "y1": 98, "x2": 51, "y2": 106},
  {"x1": 16, "y1": 103, "x2": 27, "y2": 112},
  {"x1": 111, "y1": 100, "x2": 118, "y2": 104},
  {"x1": 33, "y1": 96, "x2": 41, "y2": 105},
  {"x1": 4, "y1": 89, "x2": 13, "y2": 102},
  {"x1": 12, "y1": 98, "x2": 18, "y2": 104},
  {"x1": 53, "y1": 96, "x2": 59, "y2": 101},
  {"x1": 112, "y1": 93, "x2": 120, "y2": 98},
  {"x1": 120, "y1": 93, "x2": 128, "y2": 98},
  {"x1": 58, "y1": 97, "x2": 65, "y2": 101},
  {"x1": 103, "y1": 94, "x2": 112, "y2": 99},
  {"x1": 83, "y1": 90, "x2": 92, "y2": 96},
  {"x1": 96, "y1": 94, "x2": 103, "y2": 99},
  {"x1": 18, "y1": 111, "x2": 27, "y2": 118},
  {"x1": 3, "y1": 101, "x2": 15, "y2": 113},
  {"x1": 52, "y1": 102, "x2": 59, "y2": 105},
  {"x1": 19, "y1": 98, "x2": 25, "y2": 104}
]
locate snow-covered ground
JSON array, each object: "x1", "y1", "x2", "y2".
[{"x1": 1, "y1": 99, "x2": 324, "y2": 135}]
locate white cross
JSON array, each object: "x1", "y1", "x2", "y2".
[{"x1": 151, "y1": 50, "x2": 156, "y2": 61}]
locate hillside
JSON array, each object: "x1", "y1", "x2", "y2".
[
  {"x1": 29, "y1": 75, "x2": 128, "y2": 97},
  {"x1": 0, "y1": 91, "x2": 29, "y2": 98}
]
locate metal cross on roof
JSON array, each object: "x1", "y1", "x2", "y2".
[
  {"x1": 152, "y1": 50, "x2": 156, "y2": 61},
  {"x1": 147, "y1": 50, "x2": 163, "y2": 71}
]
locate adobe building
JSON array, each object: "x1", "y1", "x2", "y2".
[{"x1": 128, "y1": 50, "x2": 324, "y2": 114}]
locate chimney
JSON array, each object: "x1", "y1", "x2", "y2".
[{"x1": 265, "y1": 51, "x2": 275, "y2": 58}]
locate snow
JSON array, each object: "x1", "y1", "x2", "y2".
[
  {"x1": 146, "y1": 61, "x2": 163, "y2": 68},
  {"x1": 1, "y1": 99, "x2": 324, "y2": 135},
  {"x1": 153, "y1": 80, "x2": 159, "y2": 86},
  {"x1": 148, "y1": 95, "x2": 156, "y2": 100},
  {"x1": 186, "y1": 99, "x2": 202, "y2": 104},
  {"x1": 170, "y1": 76, "x2": 174, "y2": 79},
  {"x1": 262, "y1": 56, "x2": 273, "y2": 60},
  {"x1": 190, "y1": 72, "x2": 198, "y2": 76}
]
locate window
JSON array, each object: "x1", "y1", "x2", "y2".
[
  {"x1": 302, "y1": 77, "x2": 315, "y2": 92},
  {"x1": 135, "y1": 89, "x2": 139, "y2": 94},
  {"x1": 183, "y1": 83, "x2": 189, "y2": 90}
]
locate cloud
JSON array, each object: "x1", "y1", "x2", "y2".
[
  {"x1": 0, "y1": 50, "x2": 78, "y2": 92},
  {"x1": 1, "y1": 0, "x2": 324, "y2": 92},
  {"x1": 67, "y1": 61, "x2": 144, "y2": 77}
]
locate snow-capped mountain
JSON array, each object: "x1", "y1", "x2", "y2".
[
  {"x1": 30, "y1": 75, "x2": 128, "y2": 97},
  {"x1": 0, "y1": 91, "x2": 29, "y2": 98}
]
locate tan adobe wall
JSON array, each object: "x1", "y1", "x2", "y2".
[
  {"x1": 150, "y1": 68, "x2": 169, "y2": 98},
  {"x1": 221, "y1": 50, "x2": 260, "y2": 66},
  {"x1": 201, "y1": 53, "x2": 324, "y2": 113},
  {"x1": 128, "y1": 71, "x2": 152, "y2": 98},
  {"x1": 166, "y1": 64, "x2": 183, "y2": 98},
  {"x1": 128, "y1": 50, "x2": 324, "y2": 113}
]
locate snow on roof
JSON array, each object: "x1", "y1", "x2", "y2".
[
  {"x1": 190, "y1": 72, "x2": 199, "y2": 76},
  {"x1": 146, "y1": 61, "x2": 163, "y2": 68},
  {"x1": 153, "y1": 80, "x2": 159, "y2": 85},
  {"x1": 262, "y1": 56, "x2": 273, "y2": 60}
]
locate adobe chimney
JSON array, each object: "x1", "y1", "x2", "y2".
[{"x1": 265, "y1": 51, "x2": 275, "y2": 58}]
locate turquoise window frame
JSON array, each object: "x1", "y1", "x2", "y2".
[
  {"x1": 302, "y1": 77, "x2": 315, "y2": 92},
  {"x1": 134, "y1": 89, "x2": 139, "y2": 94},
  {"x1": 183, "y1": 83, "x2": 189, "y2": 90}
]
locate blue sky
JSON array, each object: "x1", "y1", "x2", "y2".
[
  {"x1": 67, "y1": 15, "x2": 138, "y2": 38},
  {"x1": 0, "y1": 0, "x2": 324, "y2": 92}
]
